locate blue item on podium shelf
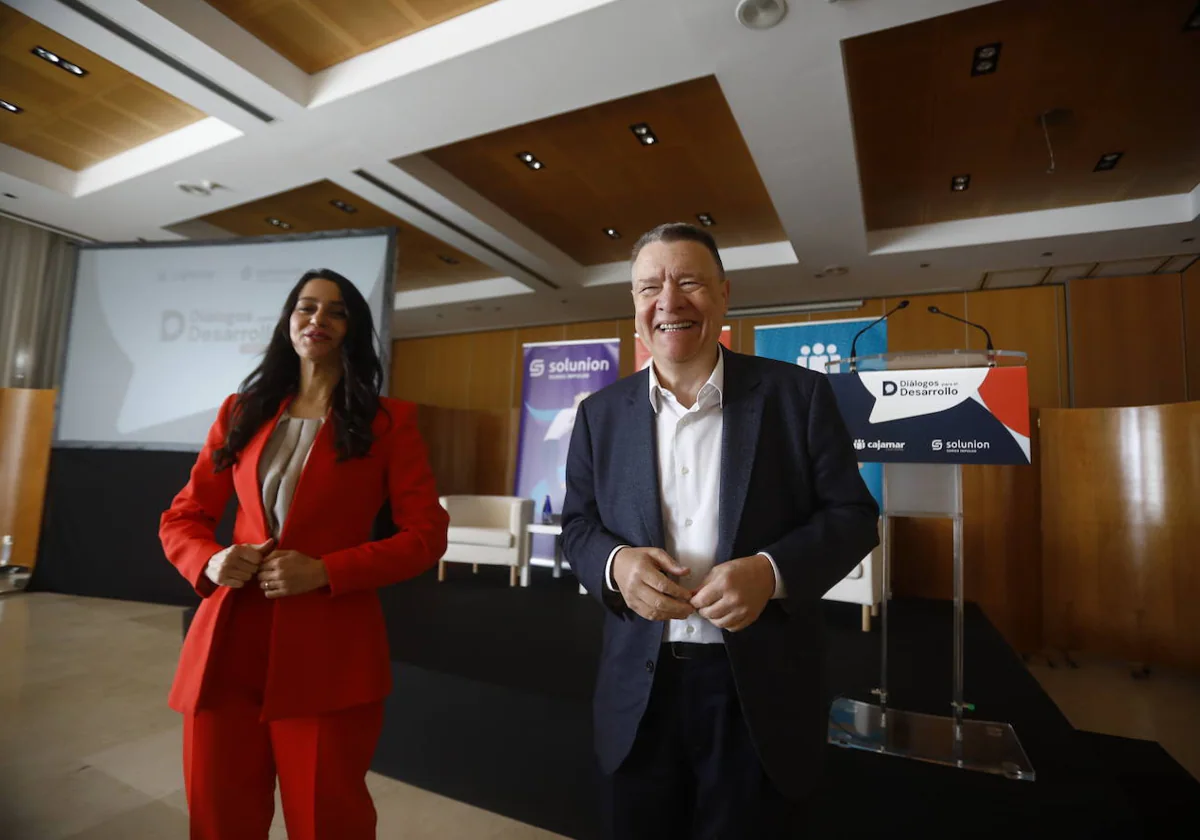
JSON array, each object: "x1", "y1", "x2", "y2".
[{"x1": 542, "y1": 496, "x2": 553, "y2": 524}]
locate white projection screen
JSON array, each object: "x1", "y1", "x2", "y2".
[{"x1": 56, "y1": 229, "x2": 395, "y2": 450}]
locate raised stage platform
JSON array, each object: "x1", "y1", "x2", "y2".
[{"x1": 181, "y1": 565, "x2": 1198, "y2": 838}]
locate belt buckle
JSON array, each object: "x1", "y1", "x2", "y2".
[{"x1": 669, "y1": 642, "x2": 693, "y2": 660}]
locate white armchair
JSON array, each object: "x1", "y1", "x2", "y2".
[
  {"x1": 822, "y1": 523, "x2": 883, "y2": 632},
  {"x1": 437, "y1": 496, "x2": 534, "y2": 587}
]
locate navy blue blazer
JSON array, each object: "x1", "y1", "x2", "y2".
[{"x1": 562, "y1": 347, "x2": 880, "y2": 798}]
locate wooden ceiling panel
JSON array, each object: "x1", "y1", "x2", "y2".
[
  {"x1": 0, "y1": 6, "x2": 206, "y2": 171},
  {"x1": 204, "y1": 0, "x2": 498, "y2": 73},
  {"x1": 845, "y1": 0, "x2": 1200, "y2": 231},
  {"x1": 423, "y1": 76, "x2": 786, "y2": 266},
  {"x1": 196, "y1": 180, "x2": 501, "y2": 291}
]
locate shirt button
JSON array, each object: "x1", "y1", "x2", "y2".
[
  {"x1": 686, "y1": 625, "x2": 695, "y2": 635},
  {"x1": 681, "y1": 466, "x2": 689, "y2": 475},
  {"x1": 685, "y1": 518, "x2": 693, "y2": 527},
  {"x1": 645, "y1": 660, "x2": 655, "y2": 674}
]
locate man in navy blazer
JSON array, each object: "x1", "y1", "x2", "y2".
[{"x1": 563, "y1": 223, "x2": 880, "y2": 839}]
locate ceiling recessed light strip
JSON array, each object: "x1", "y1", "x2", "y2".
[
  {"x1": 971, "y1": 43, "x2": 1000, "y2": 76},
  {"x1": 266, "y1": 217, "x2": 292, "y2": 230},
  {"x1": 951, "y1": 174, "x2": 970, "y2": 192},
  {"x1": 630, "y1": 123, "x2": 658, "y2": 146},
  {"x1": 0, "y1": 99, "x2": 22, "y2": 114},
  {"x1": 603, "y1": 228, "x2": 621, "y2": 239},
  {"x1": 32, "y1": 46, "x2": 87, "y2": 76},
  {"x1": 696, "y1": 213, "x2": 715, "y2": 226},
  {"x1": 1094, "y1": 152, "x2": 1123, "y2": 172},
  {"x1": 516, "y1": 151, "x2": 544, "y2": 171},
  {"x1": 329, "y1": 198, "x2": 357, "y2": 213}
]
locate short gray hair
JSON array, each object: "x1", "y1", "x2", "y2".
[{"x1": 630, "y1": 223, "x2": 725, "y2": 279}]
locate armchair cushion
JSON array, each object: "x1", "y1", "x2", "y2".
[{"x1": 447, "y1": 526, "x2": 514, "y2": 548}]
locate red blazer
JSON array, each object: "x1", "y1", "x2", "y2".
[{"x1": 160, "y1": 394, "x2": 449, "y2": 719}]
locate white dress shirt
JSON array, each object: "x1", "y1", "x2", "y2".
[{"x1": 604, "y1": 352, "x2": 785, "y2": 643}]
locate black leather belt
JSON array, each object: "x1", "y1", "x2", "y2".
[{"x1": 664, "y1": 641, "x2": 727, "y2": 660}]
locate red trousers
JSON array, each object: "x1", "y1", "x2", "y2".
[{"x1": 182, "y1": 585, "x2": 384, "y2": 840}]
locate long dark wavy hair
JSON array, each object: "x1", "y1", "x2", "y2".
[{"x1": 212, "y1": 268, "x2": 386, "y2": 471}]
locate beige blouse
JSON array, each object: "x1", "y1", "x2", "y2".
[{"x1": 259, "y1": 414, "x2": 323, "y2": 539}]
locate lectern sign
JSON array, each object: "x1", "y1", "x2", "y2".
[{"x1": 827, "y1": 366, "x2": 1030, "y2": 465}]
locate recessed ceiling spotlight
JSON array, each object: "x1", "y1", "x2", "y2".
[
  {"x1": 971, "y1": 42, "x2": 1001, "y2": 76},
  {"x1": 329, "y1": 198, "x2": 357, "y2": 213},
  {"x1": 951, "y1": 174, "x2": 971, "y2": 191},
  {"x1": 824, "y1": 265, "x2": 848, "y2": 276},
  {"x1": 736, "y1": 0, "x2": 788, "y2": 30},
  {"x1": 1183, "y1": 237, "x2": 1196, "y2": 243},
  {"x1": 33, "y1": 46, "x2": 87, "y2": 76},
  {"x1": 266, "y1": 217, "x2": 291, "y2": 229},
  {"x1": 696, "y1": 213, "x2": 715, "y2": 226},
  {"x1": 920, "y1": 263, "x2": 931, "y2": 268},
  {"x1": 2, "y1": 192, "x2": 16, "y2": 199},
  {"x1": 1094, "y1": 151, "x2": 1123, "y2": 172},
  {"x1": 630, "y1": 123, "x2": 659, "y2": 146},
  {"x1": 437, "y1": 254, "x2": 460, "y2": 265},
  {"x1": 516, "y1": 151, "x2": 544, "y2": 171},
  {"x1": 603, "y1": 228, "x2": 621, "y2": 239},
  {"x1": 1, "y1": 99, "x2": 23, "y2": 114},
  {"x1": 1042, "y1": 251, "x2": 1053, "y2": 257},
  {"x1": 1185, "y1": 2, "x2": 1200, "y2": 30}
]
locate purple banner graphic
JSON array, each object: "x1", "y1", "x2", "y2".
[{"x1": 515, "y1": 339, "x2": 621, "y2": 562}]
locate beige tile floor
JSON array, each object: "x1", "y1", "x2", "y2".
[
  {"x1": 1, "y1": 593, "x2": 1197, "y2": 839},
  {"x1": 0, "y1": 593, "x2": 568, "y2": 840}
]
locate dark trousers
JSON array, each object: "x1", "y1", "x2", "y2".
[{"x1": 603, "y1": 646, "x2": 805, "y2": 840}]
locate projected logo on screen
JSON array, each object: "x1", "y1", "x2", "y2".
[{"x1": 159, "y1": 309, "x2": 272, "y2": 350}]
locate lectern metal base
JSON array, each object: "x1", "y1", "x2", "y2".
[{"x1": 827, "y1": 696, "x2": 1036, "y2": 781}]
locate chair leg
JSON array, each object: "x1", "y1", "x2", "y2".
[
  {"x1": 437, "y1": 560, "x2": 445, "y2": 582},
  {"x1": 861, "y1": 605, "x2": 871, "y2": 633},
  {"x1": 871, "y1": 603, "x2": 879, "y2": 617},
  {"x1": 509, "y1": 566, "x2": 517, "y2": 587},
  {"x1": 473, "y1": 564, "x2": 479, "y2": 574}
]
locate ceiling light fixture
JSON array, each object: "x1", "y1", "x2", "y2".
[
  {"x1": 437, "y1": 254, "x2": 460, "y2": 265},
  {"x1": 33, "y1": 46, "x2": 88, "y2": 76},
  {"x1": 1042, "y1": 251, "x2": 1053, "y2": 257},
  {"x1": 266, "y1": 217, "x2": 292, "y2": 230},
  {"x1": 175, "y1": 180, "x2": 224, "y2": 196},
  {"x1": 630, "y1": 123, "x2": 658, "y2": 146},
  {"x1": 728, "y1": 299, "x2": 863, "y2": 318},
  {"x1": 603, "y1": 228, "x2": 621, "y2": 239},
  {"x1": 516, "y1": 151, "x2": 544, "y2": 171},
  {"x1": 1094, "y1": 151, "x2": 1123, "y2": 172},
  {"x1": 3, "y1": 192, "x2": 16, "y2": 199},
  {"x1": 696, "y1": 213, "x2": 715, "y2": 226},
  {"x1": 0, "y1": 99, "x2": 22, "y2": 114},
  {"x1": 971, "y1": 42, "x2": 1001, "y2": 76},
  {"x1": 951, "y1": 174, "x2": 970, "y2": 191},
  {"x1": 1183, "y1": 237, "x2": 1196, "y2": 243},
  {"x1": 1185, "y1": 2, "x2": 1200, "y2": 30},
  {"x1": 735, "y1": 0, "x2": 788, "y2": 30},
  {"x1": 329, "y1": 198, "x2": 357, "y2": 213}
]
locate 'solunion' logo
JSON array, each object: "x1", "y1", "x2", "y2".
[{"x1": 529, "y1": 359, "x2": 545, "y2": 377}]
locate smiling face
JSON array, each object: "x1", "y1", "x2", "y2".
[
  {"x1": 288, "y1": 278, "x2": 348, "y2": 363},
  {"x1": 632, "y1": 239, "x2": 729, "y2": 373}
]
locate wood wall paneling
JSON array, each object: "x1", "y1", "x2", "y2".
[
  {"x1": 1184, "y1": 260, "x2": 1200, "y2": 401},
  {"x1": 1040, "y1": 403, "x2": 1200, "y2": 669},
  {"x1": 0, "y1": 389, "x2": 57, "y2": 571},
  {"x1": 1068, "y1": 274, "x2": 1186, "y2": 408},
  {"x1": 966, "y1": 285, "x2": 1065, "y2": 408}
]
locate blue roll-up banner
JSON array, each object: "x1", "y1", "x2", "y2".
[
  {"x1": 515, "y1": 338, "x2": 621, "y2": 562},
  {"x1": 753, "y1": 318, "x2": 886, "y2": 508}
]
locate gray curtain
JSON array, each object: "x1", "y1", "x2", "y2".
[{"x1": 0, "y1": 215, "x2": 78, "y2": 389}]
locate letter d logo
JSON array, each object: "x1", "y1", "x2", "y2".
[
  {"x1": 161, "y1": 310, "x2": 185, "y2": 341},
  {"x1": 882, "y1": 380, "x2": 898, "y2": 396}
]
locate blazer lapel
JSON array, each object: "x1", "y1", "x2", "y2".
[
  {"x1": 234, "y1": 398, "x2": 290, "y2": 541},
  {"x1": 718, "y1": 349, "x2": 763, "y2": 563},
  {"x1": 625, "y1": 374, "x2": 665, "y2": 549}
]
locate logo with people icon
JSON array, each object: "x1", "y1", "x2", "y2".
[{"x1": 796, "y1": 342, "x2": 841, "y2": 373}]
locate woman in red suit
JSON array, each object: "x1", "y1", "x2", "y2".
[{"x1": 160, "y1": 268, "x2": 449, "y2": 840}]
